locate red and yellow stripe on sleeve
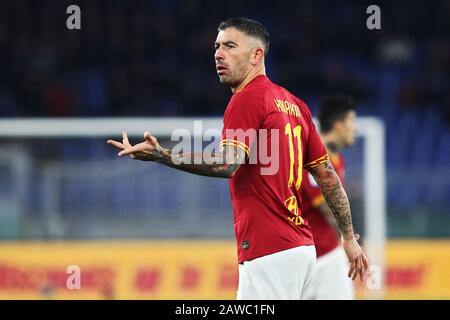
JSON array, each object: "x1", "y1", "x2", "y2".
[
  {"x1": 219, "y1": 139, "x2": 250, "y2": 158},
  {"x1": 304, "y1": 154, "x2": 329, "y2": 169}
]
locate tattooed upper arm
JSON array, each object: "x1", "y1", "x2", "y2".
[
  {"x1": 308, "y1": 159, "x2": 336, "y2": 180},
  {"x1": 222, "y1": 144, "x2": 247, "y2": 165},
  {"x1": 210, "y1": 144, "x2": 246, "y2": 177}
]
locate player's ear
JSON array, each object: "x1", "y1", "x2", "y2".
[{"x1": 251, "y1": 47, "x2": 264, "y2": 66}]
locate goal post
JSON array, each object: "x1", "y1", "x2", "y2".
[{"x1": 357, "y1": 117, "x2": 386, "y2": 298}]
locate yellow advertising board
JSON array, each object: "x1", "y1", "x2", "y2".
[
  {"x1": 0, "y1": 241, "x2": 238, "y2": 300},
  {"x1": 0, "y1": 240, "x2": 448, "y2": 299},
  {"x1": 382, "y1": 240, "x2": 450, "y2": 299}
]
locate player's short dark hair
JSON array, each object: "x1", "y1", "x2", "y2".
[
  {"x1": 218, "y1": 17, "x2": 270, "y2": 56},
  {"x1": 318, "y1": 95, "x2": 356, "y2": 133}
]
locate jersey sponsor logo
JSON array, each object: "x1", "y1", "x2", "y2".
[
  {"x1": 241, "y1": 240, "x2": 250, "y2": 249},
  {"x1": 284, "y1": 195, "x2": 304, "y2": 225}
]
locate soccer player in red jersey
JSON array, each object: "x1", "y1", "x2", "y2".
[
  {"x1": 302, "y1": 95, "x2": 358, "y2": 299},
  {"x1": 107, "y1": 18, "x2": 368, "y2": 299}
]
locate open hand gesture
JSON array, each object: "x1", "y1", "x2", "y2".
[
  {"x1": 343, "y1": 234, "x2": 370, "y2": 281},
  {"x1": 107, "y1": 131, "x2": 162, "y2": 161}
]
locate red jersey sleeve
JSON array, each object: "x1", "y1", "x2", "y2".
[
  {"x1": 302, "y1": 108, "x2": 329, "y2": 169},
  {"x1": 220, "y1": 91, "x2": 265, "y2": 158}
]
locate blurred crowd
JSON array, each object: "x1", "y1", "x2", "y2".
[{"x1": 0, "y1": 0, "x2": 449, "y2": 123}]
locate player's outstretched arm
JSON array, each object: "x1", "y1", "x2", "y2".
[
  {"x1": 107, "y1": 131, "x2": 245, "y2": 178},
  {"x1": 308, "y1": 160, "x2": 370, "y2": 281}
]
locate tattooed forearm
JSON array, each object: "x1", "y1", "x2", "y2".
[
  {"x1": 317, "y1": 202, "x2": 340, "y2": 233},
  {"x1": 145, "y1": 144, "x2": 245, "y2": 178},
  {"x1": 309, "y1": 160, "x2": 354, "y2": 239}
]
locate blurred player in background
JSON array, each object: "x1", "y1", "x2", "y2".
[
  {"x1": 303, "y1": 95, "x2": 358, "y2": 299},
  {"x1": 107, "y1": 18, "x2": 368, "y2": 299}
]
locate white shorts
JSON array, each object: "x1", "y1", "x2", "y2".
[
  {"x1": 305, "y1": 246, "x2": 355, "y2": 300},
  {"x1": 236, "y1": 245, "x2": 316, "y2": 300}
]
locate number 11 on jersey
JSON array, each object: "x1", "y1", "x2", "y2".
[{"x1": 285, "y1": 123, "x2": 303, "y2": 190}]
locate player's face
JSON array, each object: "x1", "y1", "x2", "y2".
[
  {"x1": 337, "y1": 110, "x2": 357, "y2": 146},
  {"x1": 214, "y1": 28, "x2": 254, "y2": 88}
]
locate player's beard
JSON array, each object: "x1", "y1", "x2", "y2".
[{"x1": 220, "y1": 60, "x2": 249, "y2": 90}]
